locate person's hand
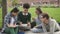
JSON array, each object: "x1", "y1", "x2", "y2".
[
  {"x1": 20, "y1": 22, "x2": 22, "y2": 26},
  {"x1": 7, "y1": 24, "x2": 10, "y2": 27},
  {"x1": 8, "y1": 25, "x2": 15, "y2": 27},
  {"x1": 27, "y1": 22, "x2": 31, "y2": 28},
  {"x1": 8, "y1": 23, "x2": 16, "y2": 27}
]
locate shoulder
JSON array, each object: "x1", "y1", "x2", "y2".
[
  {"x1": 4, "y1": 13, "x2": 11, "y2": 20},
  {"x1": 28, "y1": 12, "x2": 31, "y2": 15},
  {"x1": 5, "y1": 13, "x2": 11, "y2": 18},
  {"x1": 28, "y1": 13, "x2": 31, "y2": 17},
  {"x1": 18, "y1": 11, "x2": 23, "y2": 15},
  {"x1": 50, "y1": 18, "x2": 56, "y2": 22},
  {"x1": 50, "y1": 18, "x2": 57, "y2": 24}
]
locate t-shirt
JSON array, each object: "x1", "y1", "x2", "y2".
[
  {"x1": 10, "y1": 17, "x2": 15, "y2": 25},
  {"x1": 18, "y1": 12, "x2": 31, "y2": 24}
]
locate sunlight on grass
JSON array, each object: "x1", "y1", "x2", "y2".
[{"x1": 0, "y1": 7, "x2": 60, "y2": 28}]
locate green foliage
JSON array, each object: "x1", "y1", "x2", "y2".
[
  {"x1": 0, "y1": 0, "x2": 2, "y2": 4},
  {"x1": 12, "y1": 0, "x2": 18, "y2": 6}
]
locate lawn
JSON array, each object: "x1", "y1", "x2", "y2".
[{"x1": 0, "y1": 7, "x2": 60, "y2": 28}]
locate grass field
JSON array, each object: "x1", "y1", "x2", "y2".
[{"x1": 0, "y1": 7, "x2": 60, "y2": 28}]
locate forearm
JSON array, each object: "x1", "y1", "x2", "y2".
[
  {"x1": 6, "y1": 23, "x2": 10, "y2": 27},
  {"x1": 27, "y1": 22, "x2": 31, "y2": 28},
  {"x1": 56, "y1": 23, "x2": 60, "y2": 31},
  {"x1": 20, "y1": 22, "x2": 22, "y2": 25},
  {"x1": 27, "y1": 22, "x2": 31, "y2": 25}
]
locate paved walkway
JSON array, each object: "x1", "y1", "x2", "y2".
[
  {"x1": 0, "y1": 31, "x2": 60, "y2": 34},
  {"x1": 25, "y1": 31, "x2": 60, "y2": 34}
]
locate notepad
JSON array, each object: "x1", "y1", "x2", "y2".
[{"x1": 21, "y1": 24, "x2": 27, "y2": 27}]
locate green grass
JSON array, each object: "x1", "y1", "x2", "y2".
[
  {"x1": 0, "y1": 7, "x2": 60, "y2": 28},
  {"x1": 0, "y1": 8, "x2": 2, "y2": 28}
]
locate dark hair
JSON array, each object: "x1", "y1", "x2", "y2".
[
  {"x1": 36, "y1": 7, "x2": 42, "y2": 14},
  {"x1": 23, "y1": 3, "x2": 30, "y2": 9},
  {"x1": 42, "y1": 13, "x2": 49, "y2": 19},
  {"x1": 11, "y1": 7, "x2": 19, "y2": 13}
]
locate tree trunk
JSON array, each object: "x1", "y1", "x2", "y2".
[
  {"x1": 2, "y1": 0, "x2": 7, "y2": 28},
  {"x1": 58, "y1": 0, "x2": 59, "y2": 7}
]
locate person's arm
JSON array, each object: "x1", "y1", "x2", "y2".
[
  {"x1": 4, "y1": 14, "x2": 17, "y2": 27},
  {"x1": 34, "y1": 24, "x2": 42, "y2": 28},
  {"x1": 27, "y1": 14, "x2": 31, "y2": 27},
  {"x1": 55, "y1": 21, "x2": 60, "y2": 31},
  {"x1": 4, "y1": 15, "x2": 10, "y2": 27},
  {"x1": 50, "y1": 20, "x2": 59, "y2": 34},
  {"x1": 50, "y1": 21, "x2": 55, "y2": 34},
  {"x1": 1, "y1": 15, "x2": 10, "y2": 32},
  {"x1": 17, "y1": 12, "x2": 22, "y2": 25}
]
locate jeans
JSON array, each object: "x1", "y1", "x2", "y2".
[{"x1": 5, "y1": 27, "x2": 18, "y2": 34}]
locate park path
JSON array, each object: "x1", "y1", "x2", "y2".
[
  {"x1": 25, "y1": 31, "x2": 60, "y2": 34},
  {"x1": 0, "y1": 31, "x2": 60, "y2": 34}
]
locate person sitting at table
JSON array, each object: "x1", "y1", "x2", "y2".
[
  {"x1": 17, "y1": 3, "x2": 31, "y2": 30},
  {"x1": 31, "y1": 7, "x2": 43, "y2": 28},
  {"x1": 31, "y1": 13, "x2": 60, "y2": 34},
  {"x1": 2, "y1": 7, "x2": 19, "y2": 34}
]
